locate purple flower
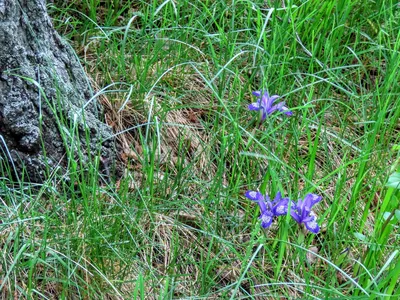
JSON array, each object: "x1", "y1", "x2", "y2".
[
  {"x1": 248, "y1": 90, "x2": 293, "y2": 120},
  {"x1": 290, "y1": 193, "x2": 322, "y2": 234},
  {"x1": 245, "y1": 191, "x2": 290, "y2": 228},
  {"x1": 272, "y1": 196, "x2": 295, "y2": 216}
]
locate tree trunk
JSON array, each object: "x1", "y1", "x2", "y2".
[{"x1": 0, "y1": 0, "x2": 115, "y2": 182}]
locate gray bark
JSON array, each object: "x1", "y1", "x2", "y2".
[{"x1": 0, "y1": 0, "x2": 115, "y2": 183}]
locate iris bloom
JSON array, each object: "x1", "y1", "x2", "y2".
[
  {"x1": 248, "y1": 90, "x2": 293, "y2": 120},
  {"x1": 290, "y1": 193, "x2": 322, "y2": 234},
  {"x1": 245, "y1": 191, "x2": 290, "y2": 228}
]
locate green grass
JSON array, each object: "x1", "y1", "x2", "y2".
[{"x1": 1, "y1": 0, "x2": 400, "y2": 298}]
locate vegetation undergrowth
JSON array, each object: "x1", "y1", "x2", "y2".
[{"x1": 1, "y1": 0, "x2": 399, "y2": 298}]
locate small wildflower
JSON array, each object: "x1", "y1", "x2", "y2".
[
  {"x1": 272, "y1": 196, "x2": 295, "y2": 216},
  {"x1": 290, "y1": 193, "x2": 322, "y2": 234},
  {"x1": 245, "y1": 190, "x2": 290, "y2": 228},
  {"x1": 248, "y1": 90, "x2": 293, "y2": 120}
]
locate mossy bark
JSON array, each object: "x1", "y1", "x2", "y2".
[{"x1": 0, "y1": 0, "x2": 115, "y2": 182}]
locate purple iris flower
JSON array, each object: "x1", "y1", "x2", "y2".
[
  {"x1": 245, "y1": 191, "x2": 290, "y2": 228},
  {"x1": 290, "y1": 193, "x2": 322, "y2": 234},
  {"x1": 248, "y1": 90, "x2": 293, "y2": 120}
]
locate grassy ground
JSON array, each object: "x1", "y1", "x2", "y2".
[{"x1": 1, "y1": 0, "x2": 400, "y2": 298}]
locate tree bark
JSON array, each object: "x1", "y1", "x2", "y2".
[{"x1": 0, "y1": 0, "x2": 115, "y2": 182}]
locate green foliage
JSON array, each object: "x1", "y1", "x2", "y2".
[
  {"x1": 386, "y1": 172, "x2": 400, "y2": 189},
  {"x1": 0, "y1": 0, "x2": 399, "y2": 298}
]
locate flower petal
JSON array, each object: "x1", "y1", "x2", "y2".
[
  {"x1": 267, "y1": 105, "x2": 284, "y2": 115},
  {"x1": 304, "y1": 217, "x2": 320, "y2": 234},
  {"x1": 281, "y1": 105, "x2": 293, "y2": 116},
  {"x1": 262, "y1": 92, "x2": 276, "y2": 110},
  {"x1": 269, "y1": 95, "x2": 280, "y2": 103},
  {"x1": 248, "y1": 102, "x2": 261, "y2": 111},
  {"x1": 258, "y1": 200, "x2": 268, "y2": 215},
  {"x1": 252, "y1": 91, "x2": 261, "y2": 97},
  {"x1": 273, "y1": 191, "x2": 283, "y2": 203},
  {"x1": 309, "y1": 193, "x2": 322, "y2": 206},
  {"x1": 259, "y1": 211, "x2": 274, "y2": 228},
  {"x1": 262, "y1": 90, "x2": 270, "y2": 99},
  {"x1": 302, "y1": 193, "x2": 321, "y2": 217},
  {"x1": 245, "y1": 191, "x2": 263, "y2": 201},
  {"x1": 274, "y1": 198, "x2": 295, "y2": 215},
  {"x1": 272, "y1": 200, "x2": 288, "y2": 216},
  {"x1": 261, "y1": 110, "x2": 268, "y2": 120},
  {"x1": 290, "y1": 210, "x2": 302, "y2": 223},
  {"x1": 264, "y1": 194, "x2": 273, "y2": 210},
  {"x1": 295, "y1": 199, "x2": 304, "y2": 213},
  {"x1": 260, "y1": 93, "x2": 269, "y2": 109}
]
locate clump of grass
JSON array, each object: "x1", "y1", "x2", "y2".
[{"x1": 1, "y1": 0, "x2": 399, "y2": 298}]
